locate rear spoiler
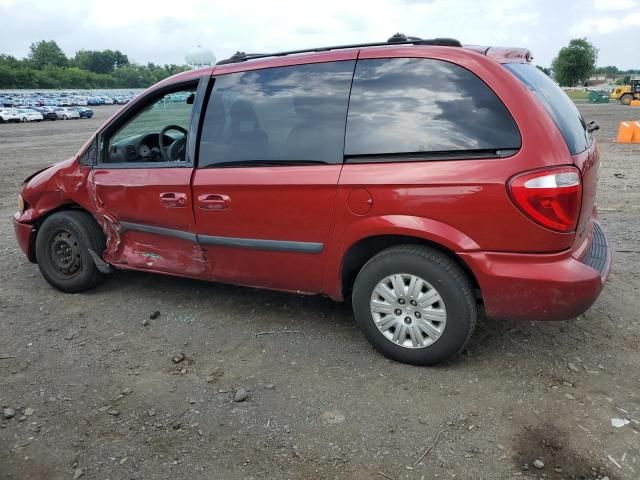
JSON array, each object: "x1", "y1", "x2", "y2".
[{"x1": 464, "y1": 45, "x2": 533, "y2": 63}]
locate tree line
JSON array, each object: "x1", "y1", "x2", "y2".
[
  {"x1": 0, "y1": 40, "x2": 190, "y2": 89},
  {"x1": 2, "y1": 38, "x2": 638, "y2": 90}
]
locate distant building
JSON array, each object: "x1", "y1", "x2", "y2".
[
  {"x1": 586, "y1": 74, "x2": 607, "y2": 86},
  {"x1": 185, "y1": 46, "x2": 215, "y2": 69}
]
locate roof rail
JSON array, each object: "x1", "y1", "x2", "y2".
[{"x1": 216, "y1": 34, "x2": 462, "y2": 65}]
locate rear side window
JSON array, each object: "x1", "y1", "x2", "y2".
[
  {"x1": 505, "y1": 63, "x2": 592, "y2": 155},
  {"x1": 199, "y1": 61, "x2": 355, "y2": 167},
  {"x1": 345, "y1": 58, "x2": 521, "y2": 159}
]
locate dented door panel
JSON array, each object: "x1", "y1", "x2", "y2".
[{"x1": 91, "y1": 167, "x2": 208, "y2": 277}]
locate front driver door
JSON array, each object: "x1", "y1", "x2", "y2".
[{"x1": 92, "y1": 80, "x2": 207, "y2": 277}]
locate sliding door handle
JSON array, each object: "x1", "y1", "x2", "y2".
[{"x1": 198, "y1": 193, "x2": 230, "y2": 210}]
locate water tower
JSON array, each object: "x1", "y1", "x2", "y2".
[{"x1": 185, "y1": 46, "x2": 216, "y2": 69}]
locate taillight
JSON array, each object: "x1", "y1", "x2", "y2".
[{"x1": 508, "y1": 166, "x2": 582, "y2": 233}]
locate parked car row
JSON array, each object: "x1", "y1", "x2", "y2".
[
  {"x1": 0, "y1": 91, "x2": 138, "y2": 108},
  {"x1": 0, "y1": 106, "x2": 93, "y2": 123}
]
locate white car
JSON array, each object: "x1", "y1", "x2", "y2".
[
  {"x1": 54, "y1": 107, "x2": 80, "y2": 120},
  {"x1": 0, "y1": 108, "x2": 20, "y2": 123},
  {"x1": 17, "y1": 108, "x2": 44, "y2": 122}
]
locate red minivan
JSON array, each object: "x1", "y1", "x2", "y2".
[{"x1": 13, "y1": 36, "x2": 611, "y2": 365}]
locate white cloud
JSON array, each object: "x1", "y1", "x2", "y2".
[
  {"x1": 0, "y1": 0, "x2": 638, "y2": 69},
  {"x1": 593, "y1": 0, "x2": 636, "y2": 10},
  {"x1": 572, "y1": 9, "x2": 640, "y2": 34}
]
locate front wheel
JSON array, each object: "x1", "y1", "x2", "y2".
[
  {"x1": 620, "y1": 93, "x2": 633, "y2": 105},
  {"x1": 62, "y1": 115, "x2": 68, "y2": 120},
  {"x1": 35, "y1": 211, "x2": 106, "y2": 293},
  {"x1": 352, "y1": 245, "x2": 477, "y2": 366}
]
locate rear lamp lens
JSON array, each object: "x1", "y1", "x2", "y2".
[{"x1": 508, "y1": 167, "x2": 582, "y2": 233}]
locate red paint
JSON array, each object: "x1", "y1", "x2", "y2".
[
  {"x1": 13, "y1": 214, "x2": 34, "y2": 261},
  {"x1": 192, "y1": 165, "x2": 341, "y2": 292},
  {"x1": 347, "y1": 188, "x2": 373, "y2": 216},
  {"x1": 13, "y1": 43, "x2": 611, "y2": 323},
  {"x1": 460, "y1": 238, "x2": 609, "y2": 321}
]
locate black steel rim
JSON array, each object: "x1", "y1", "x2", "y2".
[{"x1": 48, "y1": 229, "x2": 82, "y2": 277}]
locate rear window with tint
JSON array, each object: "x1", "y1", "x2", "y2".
[
  {"x1": 345, "y1": 58, "x2": 521, "y2": 159},
  {"x1": 504, "y1": 63, "x2": 592, "y2": 156},
  {"x1": 199, "y1": 61, "x2": 355, "y2": 167}
]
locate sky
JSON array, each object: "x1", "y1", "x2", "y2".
[{"x1": 0, "y1": 0, "x2": 639, "y2": 70}]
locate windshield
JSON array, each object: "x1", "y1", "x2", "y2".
[{"x1": 504, "y1": 63, "x2": 592, "y2": 156}]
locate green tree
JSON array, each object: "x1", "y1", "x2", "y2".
[
  {"x1": 74, "y1": 49, "x2": 129, "y2": 74},
  {"x1": 535, "y1": 65, "x2": 552, "y2": 76},
  {"x1": 551, "y1": 38, "x2": 598, "y2": 87},
  {"x1": 28, "y1": 40, "x2": 68, "y2": 68},
  {"x1": 0, "y1": 39, "x2": 190, "y2": 89},
  {"x1": 594, "y1": 65, "x2": 619, "y2": 75}
]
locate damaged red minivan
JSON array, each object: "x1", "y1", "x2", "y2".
[{"x1": 13, "y1": 36, "x2": 611, "y2": 365}]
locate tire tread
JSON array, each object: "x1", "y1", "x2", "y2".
[
  {"x1": 35, "y1": 210, "x2": 106, "y2": 293},
  {"x1": 353, "y1": 244, "x2": 477, "y2": 364}
]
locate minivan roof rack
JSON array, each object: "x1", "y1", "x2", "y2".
[{"x1": 216, "y1": 34, "x2": 462, "y2": 65}]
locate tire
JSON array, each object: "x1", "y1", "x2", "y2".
[
  {"x1": 620, "y1": 93, "x2": 633, "y2": 105},
  {"x1": 22, "y1": 117, "x2": 27, "y2": 123},
  {"x1": 35, "y1": 210, "x2": 106, "y2": 293},
  {"x1": 63, "y1": 115, "x2": 68, "y2": 120},
  {"x1": 352, "y1": 245, "x2": 477, "y2": 366}
]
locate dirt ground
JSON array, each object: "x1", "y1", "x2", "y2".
[{"x1": 0, "y1": 104, "x2": 638, "y2": 480}]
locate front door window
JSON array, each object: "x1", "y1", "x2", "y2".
[{"x1": 105, "y1": 88, "x2": 196, "y2": 164}]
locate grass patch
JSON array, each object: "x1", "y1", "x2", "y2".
[{"x1": 565, "y1": 90, "x2": 589, "y2": 100}]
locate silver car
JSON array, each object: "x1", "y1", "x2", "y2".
[{"x1": 54, "y1": 107, "x2": 80, "y2": 120}]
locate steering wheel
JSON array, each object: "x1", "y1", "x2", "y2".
[{"x1": 159, "y1": 125, "x2": 188, "y2": 162}]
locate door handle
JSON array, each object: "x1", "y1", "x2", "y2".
[
  {"x1": 198, "y1": 193, "x2": 230, "y2": 210},
  {"x1": 160, "y1": 192, "x2": 187, "y2": 208}
]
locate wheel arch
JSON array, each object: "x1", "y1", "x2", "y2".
[
  {"x1": 339, "y1": 234, "x2": 481, "y2": 302},
  {"x1": 29, "y1": 203, "x2": 96, "y2": 262}
]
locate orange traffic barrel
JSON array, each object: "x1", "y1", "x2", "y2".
[{"x1": 615, "y1": 121, "x2": 640, "y2": 143}]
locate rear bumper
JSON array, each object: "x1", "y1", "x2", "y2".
[
  {"x1": 460, "y1": 221, "x2": 611, "y2": 321},
  {"x1": 13, "y1": 214, "x2": 36, "y2": 263}
]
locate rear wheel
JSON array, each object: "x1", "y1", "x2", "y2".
[
  {"x1": 35, "y1": 211, "x2": 106, "y2": 293},
  {"x1": 352, "y1": 245, "x2": 476, "y2": 365},
  {"x1": 62, "y1": 114, "x2": 68, "y2": 120},
  {"x1": 620, "y1": 93, "x2": 633, "y2": 105}
]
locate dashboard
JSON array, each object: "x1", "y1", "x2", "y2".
[{"x1": 107, "y1": 132, "x2": 183, "y2": 163}]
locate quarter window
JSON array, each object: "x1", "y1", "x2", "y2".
[
  {"x1": 504, "y1": 63, "x2": 591, "y2": 156},
  {"x1": 199, "y1": 61, "x2": 355, "y2": 167},
  {"x1": 345, "y1": 58, "x2": 521, "y2": 159}
]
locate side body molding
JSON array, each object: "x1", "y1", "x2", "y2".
[{"x1": 120, "y1": 221, "x2": 324, "y2": 254}]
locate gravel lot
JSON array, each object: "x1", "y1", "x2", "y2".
[{"x1": 1, "y1": 104, "x2": 639, "y2": 480}]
